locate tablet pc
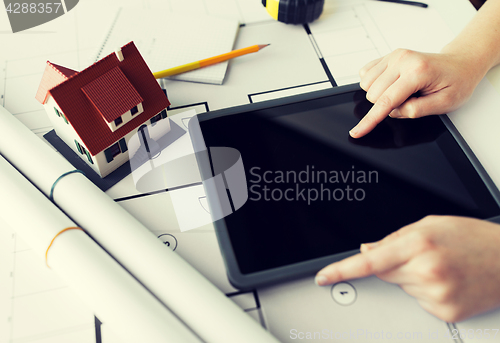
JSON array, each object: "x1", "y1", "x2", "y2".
[{"x1": 189, "y1": 84, "x2": 500, "y2": 290}]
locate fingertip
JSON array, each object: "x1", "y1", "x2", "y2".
[
  {"x1": 350, "y1": 125, "x2": 370, "y2": 139},
  {"x1": 359, "y1": 70, "x2": 369, "y2": 86},
  {"x1": 359, "y1": 80, "x2": 368, "y2": 91},
  {"x1": 388, "y1": 108, "x2": 402, "y2": 118},
  {"x1": 314, "y1": 274, "x2": 329, "y2": 286},
  {"x1": 360, "y1": 242, "x2": 378, "y2": 252},
  {"x1": 350, "y1": 105, "x2": 387, "y2": 139},
  {"x1": 365, "y1": 93, "x2": 375, "y2": 105},
  {"x1": 359, "y1": 57, "x2": 383, "y2": 82},
  {"x1": 349, "y1": 127, "x2": 359, "y2": 138}
]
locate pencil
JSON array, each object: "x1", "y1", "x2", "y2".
[{"x1": 153, "y1": 44, "x2": 270, "y2": 79}]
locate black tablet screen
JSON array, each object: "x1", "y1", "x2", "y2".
[{"x1": 198, "y1": 90, "x2": 500, "y2": 275}]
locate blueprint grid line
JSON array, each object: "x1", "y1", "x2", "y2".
[{"x1": 361, "y1": 4, "x2": 392, "y2": 57}]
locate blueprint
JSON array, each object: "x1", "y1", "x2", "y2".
[{"x1": 3, "y1": 0, "x2": 500, "y2": 342}]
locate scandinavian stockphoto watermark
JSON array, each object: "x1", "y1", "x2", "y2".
[
  {"x1": 249, "y1": 165, "x2": 378, "y2": 205},
  {"x1": 290, "y1": 328, "x2": 499, "y2": 340},
  {"x1": 129, "y1": 112, "x2": 250, "y2": 232},
  {"x1": 129, "y1": 112, "x2": 378, "y2": 230},
  {"x1": 3, "y1": 0, "x2": 79, "y2": 33}
]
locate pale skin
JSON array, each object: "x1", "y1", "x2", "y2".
[
  {"x1": 316, "y1": 0, "x2": 500, "y2": 322},
  {"x1": 316, "y1": 216, "x2": 500, "y2": 322},
  {"x1": 350, "y1": 0, "x2": 500, "y2": 139}
]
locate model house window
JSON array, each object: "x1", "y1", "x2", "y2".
[
  {"x1": 75, "y1": 140, "x2": 83, "y2": 154},
  {"x1": 55, "y1": 107, "x2": 68, "y2": 123},
  {"x1": 104, "y1": 142, "x2": 121, "y2": 163},
  {"x1": 150, "y1": 113, "x2": 162, "y2": 125},
  {"x1": 131, "y1": 106, "x2": 138, "y2": 115},
  {"x1": 61, "y1": 112, "x2": 68, "y2": 124},
  {"x1": 119, "y1": 138, "x2": 128, "y2": 153},
  {"x1": 75, "y1": 141, "x2": 93, "y2": 164},
  {"x1": 150, "y1": 110, "x2": 167, "y2": 126},
  {"x1": 114, "y1": 116, "x2": 123, "y2": 126},
  {"x1": 85, "y1": 150, "x2": 94, "y2": 164},
  {"x1": 104, "y1": 138, "x2": 129, "y2": 163}
]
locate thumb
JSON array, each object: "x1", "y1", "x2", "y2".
[{"x1": 392, "y1": 91, "x2": 453, "y2": 119}]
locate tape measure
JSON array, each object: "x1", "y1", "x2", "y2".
[{"x1": 262, "y1": 0, "x2": 325, "y2": 24}]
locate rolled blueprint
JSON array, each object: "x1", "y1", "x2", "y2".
[
  {"x1": 0, "y1": 106, "x2": 279, "y2": 343},
  {"x1": 0, "y1": 155, "x2": 201, "y2": 343}
]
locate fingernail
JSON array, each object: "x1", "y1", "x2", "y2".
[
  {"x1": 349, "y1": 128, "x2": 358, "y2": 138},
  {"x1": 389, "y1": 109, "x2": 401, "y2": 118},
  {"x1": 315, "y1": 275, "x2": 328, "y2": 286}
]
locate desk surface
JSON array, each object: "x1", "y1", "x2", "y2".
[{"x1": 1, "y1": 1, "x2": 500, "y2": 342}]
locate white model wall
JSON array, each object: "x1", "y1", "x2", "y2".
[
  {"x1": 95, "y1": 126, "x2": 142, "y2": 178},
  {"x1": 96, "y1": 112, "x2": 171, "y2": 177},
  {"x1": 43, "y1": 97, "x2": 170, "y2": 179},
  {"x1": 44, "y1": 97, "x2": 101, "y2": 176}
]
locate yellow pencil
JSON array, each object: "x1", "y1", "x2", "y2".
[{"x1": 153, "y1": 44, "x2": 270, "y2": 79}]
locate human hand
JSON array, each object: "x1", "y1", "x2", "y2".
[
  {"x1": 315, "y1": 215, "x2": 500, "y2": 322},
  {"x1": 350, "y1": 48, "x2": 485, "y2": 138}
]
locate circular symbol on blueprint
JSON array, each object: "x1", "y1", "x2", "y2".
[
  {"x1": 331, "y1": 282, "x2": 356, "y2": 306},
  {"x1": 157, "y1": 234, "x2": 178, "y2": 251}
]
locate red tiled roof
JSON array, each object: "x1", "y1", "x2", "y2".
[
  {"x1": 48, "y1": 42, "x2": 170, "y2": 156},
  {"x1": 82, "y1": 66, "x2": 143, "y2": 123},
  {"x1": 35, "y1": 62, "x2": 78, "y2": 104},
  {"x1": 53, "y1": 63, "x2": 79, "y2": 78}
]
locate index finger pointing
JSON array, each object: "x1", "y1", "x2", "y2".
[
  {"x1": 350, "y1": 77, "x2": 418, "y2": 138},
  {"x1": 315, "y1": 238, "x2": 413, "y2": 286}
]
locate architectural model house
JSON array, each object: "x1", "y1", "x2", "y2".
[{"x1": 35, "y1": 41, "x2": 171, "y2": 178}]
